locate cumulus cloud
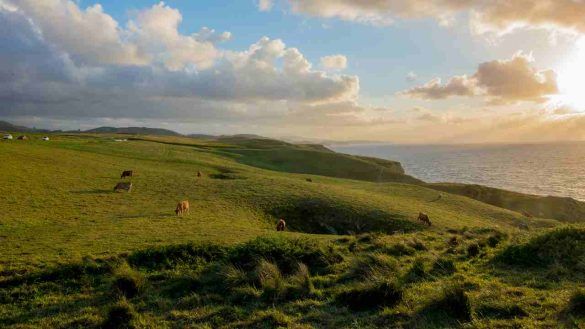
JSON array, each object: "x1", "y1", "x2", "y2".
[
  {"x1": 399, "y1": 53, "x2": 558, "y2": 104},
  {"x1": 269, "y1": 0, "x2": 585, "y2": 34},
  {"x1": 400, "y1": 75, "x2": 477, "y2": 100},
  {"x1": 0, "y1": 1, "x2": 360, "y2": 127},
  {"x1": 320, "y1": 55, "x2": 348, "y2": 71}
]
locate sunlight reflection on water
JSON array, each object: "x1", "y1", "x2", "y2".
[{"x1": 332, "y1": 142, "x2": 585, "y2": 201}]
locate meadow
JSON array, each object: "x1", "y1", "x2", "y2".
[{"x1": 0, "y1": 134, "x2": 584, "y2": 328}]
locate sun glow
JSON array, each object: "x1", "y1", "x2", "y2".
[{"x1": 556, "y1": 38, "x2": 585, "y2": 111}]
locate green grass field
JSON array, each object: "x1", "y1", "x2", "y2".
[{"x1": 1, "y1": 134, "x2": 584, "y2": 328}]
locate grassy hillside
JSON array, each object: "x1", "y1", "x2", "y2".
[
  {"x1": 0, "y1": 134, "x2": 583, "y2": 328},
  {"x1": 428, "y1": 183, "x2": 585, "y2": 222}
]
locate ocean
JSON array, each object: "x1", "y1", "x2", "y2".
[{"x1": 331, "y1": 142, "x2": 585, "y2": 201}]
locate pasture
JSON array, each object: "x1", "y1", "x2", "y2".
[{"x1": 0, "y1": 134, "x2": 583, "y2": 328}]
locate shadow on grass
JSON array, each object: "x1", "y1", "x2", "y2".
[{"x1": 268, "y1": 197, "x2": 424, "y2": 235}]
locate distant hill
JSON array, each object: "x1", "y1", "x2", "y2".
[
  {"x1": 84, "y1": 126, "x2": 181, "y2": 136},
  {"x1": 0, "y1": 121, "x2": 50, "y2": 133}
]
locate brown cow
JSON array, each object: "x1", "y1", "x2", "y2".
[
  {"x1": 114, "y1": 182, "x2": 132, "y2": 192},
  {"x1": 175, "y1": 201, "x2": 190, "y2": 216},
  {"x1": 417, "y1": 212, "x2": 432, "y2": 226},
  {"x1": 276, "y1": 219, "x2": 286, "y2": 231},
  {"x1": 197, "y1": 171, "x2": 202, "y2": 178},
  {"x1": 305, "y1": 178, "x2": 313, "y2": 182},
  {"x1": 121, "y1": 170, "x2": 133, "y2": 179}
]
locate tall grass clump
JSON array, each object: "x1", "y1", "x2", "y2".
[
  {"x1": 430, "y1": 285, "x2": 473, "y2": 322},
  {"x1": 112, "y1": 263, "x2": 145, "y2": 298},
  {"x1": 128, "y1": 243, "x2": 228, "y2": 270},
  {"x1": 567, "y1": 289, "x2": 585, "y2": 318},
  {"x1": 336, "y1": 280, "x2": 403, "y2": 311},
  {"x1": 229, "y1": 236, "x2": 343, "y2": 275},
  {"x1": 344, "y1": 253, "x2": 398, "y2": 281},
  {"x1": 102, "y1": 298, "x2": 138, "y2": 329},
  {"x1": 495, "y1": 227, "x2": 585, "y2": 270}
]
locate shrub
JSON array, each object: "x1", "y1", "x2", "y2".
[
  {"x1": 102, "y1": 299, "x2": 137, "y2": 329},
  {"x1": 336, "y1": 280, "x2": 403, "y2": 311},
  {"x1": 112, "y1": 264, "x2": 145, "y2": 298}
]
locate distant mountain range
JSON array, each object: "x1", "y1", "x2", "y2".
[
  {"x1": 0, "y1": 121, "x2": 51, "y2": 133},
  {"x1": 0, "y1": 121, "x2": 273, "y2": 140},
  {"x1": 84, "y1": 126, "x2": 181, "y2": 136}
]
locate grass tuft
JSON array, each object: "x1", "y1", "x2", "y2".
[
  {"x1": 112, "y1": 263, "x2": 145, "y2": 298},
  {"x1": 336, "y1": 280, "x2": 403, "y2": 311},
  {"x1": 102, "y1": 298, "x2": 137, "y2": 329}
]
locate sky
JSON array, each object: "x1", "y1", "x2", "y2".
[{"x1": 1, "y1": 0, "x2": 584, "y2": 143}]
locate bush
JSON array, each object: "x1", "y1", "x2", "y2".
[
  {"x1": 102, "y1": 299, "x2": 137, "y2": 329},
  {"x1": 112, "y1": 264, "x2": 145, "y2": 298},
  {"x1": 336, "y1": 280, "x2": 403, "y2": 311}
]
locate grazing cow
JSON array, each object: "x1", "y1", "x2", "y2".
[
  {"x1": 197, "y1": 171, "x2": 202, "y2": 178},
  {"x1": 120, "y1": 170, "x2": 133, "y2": 179},
  {"x1": 276, "y1": 219, "x2": 286, "y2": 231},
  {"x1": 175, "y1": 201, "x2": 190, "y2": 216},
  {"x1": 417, "y1": 212, "x2": 432, "y2": 226},
  {"x1": 305, "y1": 178, "x2": 313, "y2": 182},
  {"x1": 114, "y1": 182, "x2": 132, "y2": 192}
]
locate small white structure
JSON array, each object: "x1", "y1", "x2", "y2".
[
  {"x1": 2, "y1": 134, "x2": 13, "y2": 140},
  {"x1": 41, "y1": 136, "x2": 50, "y2": 141}
]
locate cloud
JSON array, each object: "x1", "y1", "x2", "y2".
[
  {"x1": 320, "y1": 55, "x2": 348, "y2": 71},
  {"x1": 0, "y1": 2, "x2": 359, "y2": 125},
  {"x1": 400, "y1": 75, "x2": 477, "y2": 100},
  {"x1": 399, "y1": 53, "x2": 558, "y2": 104},
  {"x1": 474, "y1": 53, "x2": 558, "y2": 104},
  {"x1": 6, "y1": 0, "x2": 145, "y2": 66},
  {"x1": 406, "y1": 71, "x2": 417, "y2": 82},
  {"x1": 270, "y1": 0, "x2": 585, "y2": 35}
]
